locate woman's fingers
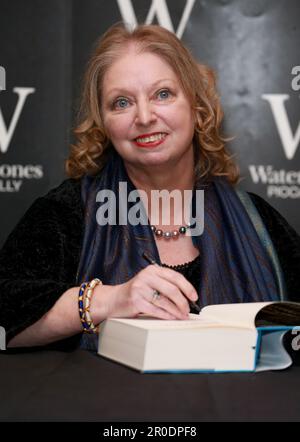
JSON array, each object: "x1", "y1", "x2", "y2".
[
  {"x1": 112, "y1": 265, "x2": 199, "y2": 321},
  {"x1": 144, "y1": 278, "x2": 190, "y2": 317},
  {"x1": 143, "y1": 265, "x2": 198, "y2": 315},
  {"x1": 138, "y1": 297, "x2": 177, "y2": 320},
  {"x1": 156, "y1": 266, "x2": 198, "y2": 301},
  {"x1": 147, "y1": 290, "x2": 188, "y2": 319}
]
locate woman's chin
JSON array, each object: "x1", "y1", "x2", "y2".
[{"x1": 136, "y1": 153, "x2": 174, "y2": 169}]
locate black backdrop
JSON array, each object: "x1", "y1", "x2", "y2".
[{"x1": 0, "y1": 0, "x2": 299, "y2": 248}]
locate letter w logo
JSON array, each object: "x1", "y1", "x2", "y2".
[
  {"x1": 0, "y1": 87, "x2": 35, "y2": 154},
  {"x1": 262, "y1": 94, "x2": 300, "y2": 160},
  {"x1": 116, "y1": 0, "x2": 196, "y2": 38}
]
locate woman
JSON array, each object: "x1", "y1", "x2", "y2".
[{"x1": 1, "y1": 24, "x2": 299, "y2": 351}]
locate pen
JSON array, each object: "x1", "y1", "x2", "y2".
[{"x1": 142, "y1": 251, "x2": 201, "y2": 313}]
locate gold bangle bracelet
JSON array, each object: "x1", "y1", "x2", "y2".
[{"x1": 80, "y1": 278, "x2": 102, "y2": 334}]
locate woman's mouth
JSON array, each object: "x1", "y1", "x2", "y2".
[{"x1": 133, "y1": 132, "x2": 168, "y2": 148}]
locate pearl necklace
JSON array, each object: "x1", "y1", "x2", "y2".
[{"x1": 150, "y1": 223, "x2": 193, "y2": 239}]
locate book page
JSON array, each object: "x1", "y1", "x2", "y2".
[
  {"x1": 255, "y1": 302, "x2": 300, "y2": 326},
  {"x1": 107, "y1": 314, "x2": 225, "y2": 330},
  {"x1": 200, "y1": 302, "x2": 274, "y2": 329},
  {"x1": 106, "y1": 302, "x2": 300, "y2": 331}
]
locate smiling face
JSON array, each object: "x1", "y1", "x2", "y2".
[{"x1": 101, "y1": 47, "x2": 195, "y2": 173}]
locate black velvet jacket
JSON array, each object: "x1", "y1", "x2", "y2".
[{"x1": 0, "y1": 178, "x2": 299, "y2": 346}]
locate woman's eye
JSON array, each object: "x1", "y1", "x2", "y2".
[
  {"x1": 113, "y1": 97, "x2": 129, "y2": 109},
  {"x1": 157, "y1": 89, "x2": 170, "y2": 100}
]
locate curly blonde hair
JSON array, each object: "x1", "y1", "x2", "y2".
[{"x1": 66, "y1": 23, "x2": 239, "y2": 184}]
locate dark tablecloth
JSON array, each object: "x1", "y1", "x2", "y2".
[{"x1": 0, "y1": 348, "x2": 300, "y2": 422}]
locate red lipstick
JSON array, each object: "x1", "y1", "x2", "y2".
[{"x1": 133, "y1": 132, "x2": 167, "y2": 148}]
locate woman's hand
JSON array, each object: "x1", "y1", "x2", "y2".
[{"x1": 97, "y1": 264, "x2": 198, "y2": 321}]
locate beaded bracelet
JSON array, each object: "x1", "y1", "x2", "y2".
[{"x1": 78, "y1": 278, "x2": 102, "y2": 334}]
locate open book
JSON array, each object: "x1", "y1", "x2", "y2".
[{"x1": 97, "y1": 301, "x2": 300, "y2": 373}]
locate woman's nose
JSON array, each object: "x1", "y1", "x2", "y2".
[{"x1": 135, "y1": 100, "x2": 156, "y2": 126}]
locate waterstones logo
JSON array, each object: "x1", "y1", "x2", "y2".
[
  {"x1": 116, "y1": 0, "x2": 196, "y2": 38},
  {"x1": 249, "y1": 165, "x2": 300, "y2": 198},
  {"x1": 251, "y1": 69, "x2": 300, "y2": 199},
  {"x1": 0, "y1": 71, "x2": 43, "y2": 191},
  {"x1": 0, "y1": 164, "x2": 44, "y2": 192},
  {"x1": 0, "y1": 87, "x2": 35, "y2": 154},
  {"x1": 262, "y1": 94, "x2": 300, "y2": 161},
  {"x1": 261, "y1": 67, "x2": 300, "y2": 161}
]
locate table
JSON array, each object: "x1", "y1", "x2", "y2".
[{"x1": 0, "y1": 347, "x2": 300, "y2": 422}]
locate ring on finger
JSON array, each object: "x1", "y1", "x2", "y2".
[{"x1": 151, "y1": 289, "x2": 161, "y2": 304}]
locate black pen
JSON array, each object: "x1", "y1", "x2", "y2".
[{"x1": 142, "y1": 251, "x2": 201, "y2": 313}]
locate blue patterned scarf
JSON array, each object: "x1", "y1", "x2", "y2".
[{"x1": 76, "y1": 150, "x2": 281, "y2": 350}]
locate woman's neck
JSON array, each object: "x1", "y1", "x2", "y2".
[{"x1": 124, "y1": 156, "x2": 195, "y2": 228}]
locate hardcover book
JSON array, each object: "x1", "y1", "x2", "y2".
[{"x1": 97, "y1": 301, "x2": 300, "y2": 373}]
